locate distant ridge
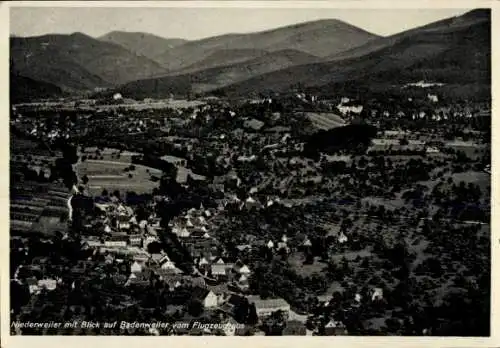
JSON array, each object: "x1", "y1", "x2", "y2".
[
  {"x1": 152, "y1": 18, "x2": 380, "y2": 71},
  {"x1": 98, "y1": 31, "x2": 188, "y2": 62},
  {"x1": 213, "y1": 9, "x2": 490, "y2": 99},
  {"x1": 11, "y1": 32, "x2": 168, "y2": 90}
]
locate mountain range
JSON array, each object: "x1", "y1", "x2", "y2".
[
  {"x1": 10, "y1": 9, "x2": 490, "y2": 101},
  {"x1": 98, "y1": 31, "x2": 188, "y2": 61}
]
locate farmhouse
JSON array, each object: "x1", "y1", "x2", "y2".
[
  {"x1": 247, "y1": 296, "x2": 291, "y2": 319},
  {"x1": 192, "y1": 287, "x2": 219, "y2": 308}
]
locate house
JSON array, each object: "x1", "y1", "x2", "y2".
[
  {"x1": 191, "y1": 275, "x2": 207, "y2": 289},
  {"x1": 324, "y1": 320, "x2": 348, "y2": 335},
  {"x1": 177, "y1": 227, "x2": 191, "y2": 238},
  {"x1": 192, "y1": 287, "x2": 218, "y2": 308},
  {"x1": 133, "y1": 253, "x2": 150, "y2": 263},
  {"x1": 244, "y1": 196, "x2": 261, "y2": 210},
  {"x1": 283, "y1": 320, "x2": 307, "y2": 335},
  {"x1": 105, "y1": 253, "x2": 115, "y2": 264},
  {"x1": 303, "y1": 238, "x2": 312, "y2": 248},
  {"x1": 85, "y1": 240, "x2": 103, "y2": 248},
  {"x1": 426, "y1": 146, "x2": 440, "y2": 154},
  {"x1": 125, "y1": 272, "x2": 150, "y2": 287},
  {"x1": 371, "y1": 288, "x2": 384, "y2": 301},
  {"x1": 161, "y1": 275, "x2": 183, "y2": 290},
  {"x1": 117, "y1": 215, "x2": 131, "y2": 230},
  {"x1": 237, "y1": 274, "x2": 249, "y2": 290},
  {"x1": 131, "y1": 261, "x2": 143, "y2": 273},
  {"x1": 427, "y1": 94, "x2": 439, "y2": 103},
  {"x1": 161, "y1": 260, "x2": 181, "y2": 273},
  {"x1": 144, "y1": 236, "x2": 159, "y2": 246},
  {"x1": 221, "y1": 317, "x2": 239, "y2": 336},
  {"x1": 150, "y1": 253, "x2": 168, "y2": 265},
  {"x1": 129, "y1": 234, "x2": 142, "y2": 246},
  {"x1": 38, "y1": 278, "x2": 58, "y2": 291},
  {"x1": 237, "y1": 264, "x2": 251, "y2": 275},
  {"x1": 211, "y1": 264, "x2": 228, "y2": 279},
  {"x1": 104, "y1": 236, "x2": 128, "y2": 248},
  {"x1": 277, "y1": 242, "x2": 289, "y2": 253},
  {"x1": 198, "y1": 256, "x2": 210, "y2": 267},
  {"x1": 354, "y1": 293, "x2": 362, "y2": 303},
  {"x1": 243, "y1": 118, "x2": 264, "y2": 131},
  {"x1": 247, "y1": 296, "x2": 291, "y2": 319},
  {"x1": 236, "y1": 244, "x2": 252, "y2": 252},
  {"x1": 338, "y1": 232, "x2": 348, "y2": 244},
  {"x1": 26, "y1": 277, "x2": 39, "y2": 294},
  {"x1": 190, "y1": 229, "x2": 211, "y2": 238}
]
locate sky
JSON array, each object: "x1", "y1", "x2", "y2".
[{"x1": 10, "y1": 7, "x2": 471, "y2": 40}]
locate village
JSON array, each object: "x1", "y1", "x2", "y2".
[{"x1": 10, "y1": 88, "x2": 491, "y2": 336}]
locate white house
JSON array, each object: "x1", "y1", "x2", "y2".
[
  {"x1": 199, "y1": 257, "x2": 209, "y2": 267},
  {"x1": 193, "y1": 288, "x2": 218, "y2": 308},
  {"x1": 178, "y1": 227, "x2": 190, "y2": 238},
  {"x1": 426, "y1": 146, "x2": 440, "y2": 154},
  {"x1": 338, "y1": 232, "x2": 348, "y2": 244},
  {"x1": 247, "y1": 296, "x2": 291, "y2": 319},
  {"x1": 104, "y1": 240, "x2": 127, "y2": 248},
  {"x1": 303, "y1": 238, "x2": 312, "y2": 248},
  {"x1": 131, "y1": 261, "x2": 143, "y2": 273},
  {"x1": 355, "y1": 293, "x2": 363, "y2": 303},
  {"x1": 161, "y1": 260, "x2": 178, "y2": 271},
  {"x1": 427, "y1": 94, "x2": 439, "y2": 103},
  {"x1": 238, "y1": 265, "x2": 251, "y2": 275},
  {"x1": 371, "y1": 288, "x2": 384, "y2": 301},
  {"x1": 38, "y1": 278, "x2": 57, "y2": 291}
]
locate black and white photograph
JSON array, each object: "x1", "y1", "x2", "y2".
[{"x1": 5, "y1": 1, "x2": 494, "y2": 340}]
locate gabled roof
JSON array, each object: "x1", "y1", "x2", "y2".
[
  {"x1": 191, "y1": 286, "x2": 212, "y2": 301},
  {"x1": 238, "y1": 265, "x2": 251, "y2": 274},
  {"x1": 247, "y1": 296, "x2": 290, "y2": 310},
  {"x1": 211, "y1": 264, "x2": 227, "y2": 275}
]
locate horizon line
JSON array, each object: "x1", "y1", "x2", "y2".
[{"x1": 9, "y1": 9, "x2": 473, "y2": 41}]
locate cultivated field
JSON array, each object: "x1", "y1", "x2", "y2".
[
  {"x1": 304, "y1": 112, "x2": 346, "y2": 130},
  {"x1": 75, "y1": 159, "x2": 162, "y2": 196}
]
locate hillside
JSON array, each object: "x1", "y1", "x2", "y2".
[
  {"x1": 153, "y1": 19, "x2": 379, "y2": 71},
  {"x1": 98, "y1": 31, "x2": 187, "y2": 62},
  {"x1": 169, "y1": 48, "x2": 269, "y2": 75},
  {"x1": 10, "y1": 73, "x2": 64, "y2": 103},
  {"x1": 11, "y1": 32, "x2": 168, "y2": 90},
  {"x1": 110, "y1": 49, "x2": 322, "y2": 98},
  {"x1": 216, "y1": 10, "x2": 490, "y2": 97},
  {"x1": 326, "y1": 9, "x2": 490, "y2": 62}
]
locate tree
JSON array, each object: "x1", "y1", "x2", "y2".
[
  {"x1": 187, "y1": 299, "x2": 204, "y2": 317},
  {"x1": 247, "y1": 303, "x2": 258, "y2": 325}
]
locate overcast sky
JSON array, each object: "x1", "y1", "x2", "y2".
[{"x1": 10, "y1": 7, "x2": 471, "y2": 40}]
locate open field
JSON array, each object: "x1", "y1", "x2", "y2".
[
  {"x1": 76, "y1": 158, "x2": 206, "y2": 195},
  {"x1": 80, "y1": 147, "x2": 141, "y2": 164},
  {"x1": 304, "y1": 112, "x2": 346, "y2": 130},
  {"x1": 76, "y1": 159, "x2": 162, "y2": 196}
]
